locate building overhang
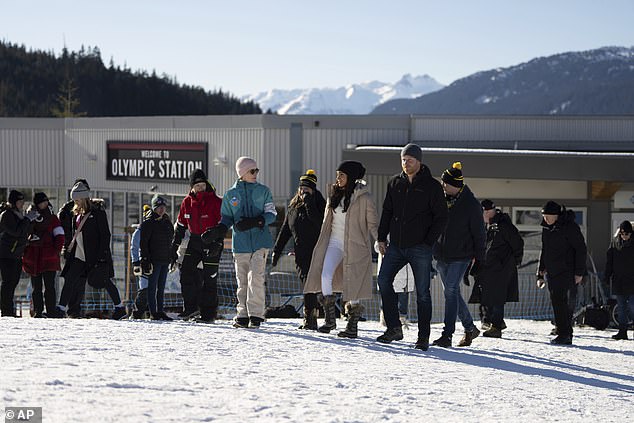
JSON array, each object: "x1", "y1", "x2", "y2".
[{"x1": 342, "y1": 146, "x2": 634, "y2": 182}]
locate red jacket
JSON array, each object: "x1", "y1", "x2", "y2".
[
  {"x1": 23, "y1": 212, "x2": 65, "y2": 276},
  {"x1": 177, "y1": 190, "x2": 222, "y2": 235}
]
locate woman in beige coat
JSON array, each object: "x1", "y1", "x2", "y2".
[{"x1": 304, "y1": 161, "x2": 379, "y2": 338}]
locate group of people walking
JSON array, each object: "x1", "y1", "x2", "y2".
[{"x1": 1, "y1": 143, "x2": 632, "y2": 347}]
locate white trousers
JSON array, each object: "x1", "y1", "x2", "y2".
[
  {"x1": 234, "y1": 248, "x2": 269, "y2": 319},
  {"x1": 321, "y1": 238, "x2": 343, "y2": 296}
]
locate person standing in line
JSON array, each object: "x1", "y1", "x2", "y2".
[
  {"x1": 272, "y1": 169, "x2": 327, "y2": 330},
  {"x1": 0, "y1": 190, "x2": 39, "y2": 317},
  {"x1": 56, "y1": 180, "x2": 126, "y2": 320},
  {"x1": 537, "y1": 200, "x2": 587, "y2": 345},
  {"x1": 130, "y1": 205, "x2": 152, "y2": 319},
  {"x1": 432, "y1": 162, "x2": 486, "y2": 348},
  {"x1": 58, "y1": 178, "x2": 91, "y2": 318},
  {"x1": 207, "y1": 157, "x2": 277, "y2": 329},
  {"x1": 375, "y1": 144, "x2": 448, "y2": 351},
  {"x1": 304, "y1": 160, "x2": 379, "y2": 338},
  {"x1": 470, "y1": 199, "x2": 524, "y2": 338},
  {"x1": 140, "y1": 195, "x2": 175, "y2": 321},
  {"x1": 22, "y1": 192, "x2": 65, "y2": 318},
  {"x1": 603, "y1": 220, "x2": 634, "y2": 340},
  {"x1": 170, "y1": 169, "x2": 223, "y2": 323}
]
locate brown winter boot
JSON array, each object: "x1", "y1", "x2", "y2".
[
  {"x1": 318, "y1": 295, "x2": 337, "y2": 333},
  {"x1": 338, "y1": 303, "x2": 364, "y2": 338},
  {"x1": 299, "y1": 307, "x2": 318, "y2": 330}
]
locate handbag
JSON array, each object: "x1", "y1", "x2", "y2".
[{"x1": 87, "y1": 261, "x2": 110, "y2": 289}]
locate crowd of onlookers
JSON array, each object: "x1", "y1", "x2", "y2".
[{"x1": 1, "y1": 144, "x2": 632, "y2": 348}]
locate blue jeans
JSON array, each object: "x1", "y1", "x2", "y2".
[
  {"x1": 147, "y1": 263, "x2": 169, "y2": 315},
  {"x1": 489, "y1": 304, "x2": 505, "y2": 329},
  {"x1": 378, "y1": 244, "x2": 432, "y2": 339},
  {"x1": 398, "y1": 292, "x2": 409, "y2": 316},
  {"x1": 616, "y1": 294, "x2": 634, "y2": 330},
  {"x1": 436, "y1": 259, "x2": 476, "y2": 337}
]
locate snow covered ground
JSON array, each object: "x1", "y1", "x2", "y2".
[{"x1": 1, "y1": 317, "x2": 633, "y2": 422}]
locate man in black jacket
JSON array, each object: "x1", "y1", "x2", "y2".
[
  {"x1": 471, "y1": 200, "x2": 524, "y2": 338},
  {"x1": 432, "y1": 162, "x2": 486, "y2": 348},
  {"x1": 538, "y1": 201, "x2": 587, "y2": 345},
  {"x1": 376, "y1": 143, "x2": 448, "y2": 351}
]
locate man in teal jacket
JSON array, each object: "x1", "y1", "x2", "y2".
[{"x1": 213, "y1": 156, "x2": 277, "y2": 328}]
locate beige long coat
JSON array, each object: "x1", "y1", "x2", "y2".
[{"x1": 304, "y1": 184, "x2": 379, "y2": 301}]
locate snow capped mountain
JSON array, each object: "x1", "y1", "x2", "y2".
[
  {"x1": 243, "y1": 74, "x2": 443, "y2": 115},
  {"x1": 373, "y1": 46, "x2": 634, "y2": 115}
]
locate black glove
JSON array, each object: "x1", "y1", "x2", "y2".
[
  {"x1": 235, "y1": 216, "x2": 264, "y2": 231},
  {"x1": 141, "y1": 259, "x2": 153, "y2": 276},
  {"x1": 204, "y1": 240, "x2": 224, "y2": 258},
  {"x1": 463, "y1": 273, "x2": 471, "y2": 286},
  {"x1": 132, "y1": 261, "x2": 142, "y2": 276},
  {"x1": 202, "y1": 224, "x2": 227, "y2": 244},
  {"x1": 271, "y1": 251, "x2": 280, "y2": 267}
]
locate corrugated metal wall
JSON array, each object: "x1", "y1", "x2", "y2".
[
  {"x1": 261, "y1": 128, "x2": 290, "y2": 200},
  {"x1": 412, "y1": 116, "x2": 634, "y2": 142},
  {"x1": 302, "y1": 128, "x2": 409, "y2": 195},
  {"x1": 0, "y1": 129, "x2": 65, "y2": 187}
]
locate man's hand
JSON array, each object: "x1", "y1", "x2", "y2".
[
  {"x1": 141, "y1": 259, "x2": 153, "y2": 276},
  {"x1": 536, "y1": 274, "x2": 546, "y2": 289},
  {"x1": 574, "y1": 275, "x2": 583, "y2": 285},
  {"x1": 235, "y1": 217, "x2": 264, "y2": 231},
  {"x1": 376, "y1": 241, "x2": 387, "y2": 255}
]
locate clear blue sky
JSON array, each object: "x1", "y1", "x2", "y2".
[{"x1": 2, "y1": 0, "x2": 633, "y2": 96}]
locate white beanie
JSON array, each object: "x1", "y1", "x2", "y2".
[
  {"x1": 70, "y1": 181, "x2": 90, "y2": 200},
  {"x1": 235, "y1": 156, "x2": 258, "y2": 178}
]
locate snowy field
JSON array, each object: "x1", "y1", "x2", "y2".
[{"x1": 1, "y1": 317, "x2": 633, "y2": 423}]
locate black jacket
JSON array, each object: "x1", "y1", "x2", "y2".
[
  {"x1": 538, "y1": 209, "x2": 587, "y2": 289},
  {"x1": 273, "y1": 190, "x2": 326, "y2": 281},
  {"x1": 140, "y1": 212, "x2": 174, "y2": 264},
  {"x1": 0, "y1": 207, "x2": 32, "y2": 259},
  {"x1": 378, "y1": 166, "x2": 448, "y2": 249},
  {"x1": 604, "y1": 237, "x2": 634, "y2": 295},
  {"x1": 61, "y1": 200, "x2": 113, "y2": 275},
  {"x1": 58, "y1": 200, "x2": 75, "y2": 250},
  {"x1": 433, "y1": 185, "x2": 486, "y2": 263},
  {"x1": 472, "y1": 211, "x2": 524, "y2": 305}
]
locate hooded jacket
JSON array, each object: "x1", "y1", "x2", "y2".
[
  {"x1": 538, "y1": 208, "x2": 587, "y2": 288},
  {"x1": 220, "y1": 179, "x2": 277, "y2": 253},
  {"x1": 378, "y1": 166, "x2": 447, "y2": 249},
  {"x1": 22, "y1": 206, "x2": 65, "y2": 275},
  {"x1": 140, "y1": 211, "x2": 174, "y2": 264}
]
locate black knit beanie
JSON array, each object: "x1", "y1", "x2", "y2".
[
  {"x1": 189, "y1": 169, "x2": 207, "y2": 187},
  {"x1": 33, "y1": 192, "x2": 49, "y2": 205},
  {"x1": 441, "y1": 162, "x2": 464, "y2": 188},
  {"x1": 336, "y1": 161, "x2": 366, "y2": 182},
  {"x1": 299, "y1": 169, "x2": 318, "y2": 190},
  {"x1": 8, "y1": 190, "x2": 24, "y2": 205}
]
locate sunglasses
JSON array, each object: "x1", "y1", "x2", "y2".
[{"x1": 249, "y1": 168, "x2": 260, "y2": 175}]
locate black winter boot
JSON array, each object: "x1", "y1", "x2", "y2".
[
  {"x1": 233, "y1": 317, "x2": 250, "y2": 328},
  {"x1": 299, "y1": 307, "x2": 318, "y2": 330},
  {"x1": 377, "y1": 327, "x2": 404, "y2": 343},
  {"x1": 318, "y1": 295, "x2": 337, "y2": 333},
  {"x1": 338, "y1": 303, "x2": 364, "y2": 338},
  {"x1": 612, "y1": 329, "x2": 628, "y2": 340}
]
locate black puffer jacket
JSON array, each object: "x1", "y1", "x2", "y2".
[
  {"x1": 433, "y1": 185, "x2": 486, "y2": 263},
  {"x1": 273, "y1": 190, "x2": 326, "y2": 281},
  {"x1": 378, "y1": 166, "x2": 447, "y2": 249},
  {"x1": 473, "y1": 211, "x2": 524, "y2": 305},
  {"x1": 58, "y1": 200, "x2": 75, "y2": 250},
  {"x1": 0, "y1": 206, "x2": 32, "y2": 259},
  {"x1": 538, "y1": 208, "x2": 587, "y2": 289},
  {"x1": 140, "y1": 212, "x2": 174, "y2": 264},
  {"x1": 604, "y1": 237, "x2": 634, "y2": 295}
]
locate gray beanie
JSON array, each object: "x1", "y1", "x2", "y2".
[
  {"x1": 401, "y1": 143, "x2": 422, "y2": 162},
  {"x1": 70, "y1": 181, "x2": 90, "y2": 200}
]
